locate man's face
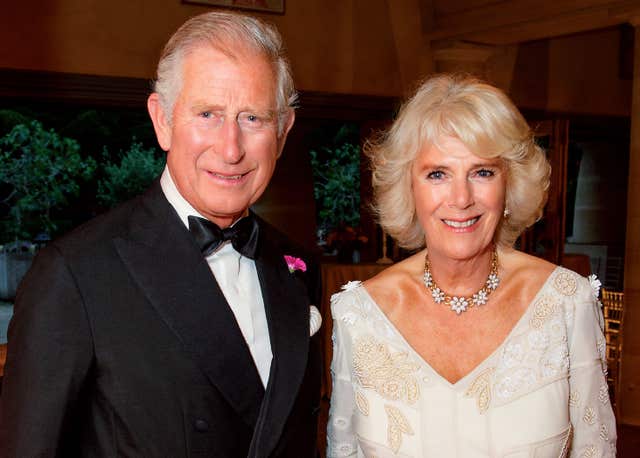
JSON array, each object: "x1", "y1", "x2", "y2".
[{"x1": 149, "y1": 44, "x2": 293, "y2": 227}]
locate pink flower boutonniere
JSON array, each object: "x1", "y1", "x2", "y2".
[{"x1": 284, "y1": 255, "x2": 307, "y2": 273}]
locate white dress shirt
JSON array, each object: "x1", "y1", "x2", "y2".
[{"x1": 160, "y1": 167, "x2": 272, "y2": 387}]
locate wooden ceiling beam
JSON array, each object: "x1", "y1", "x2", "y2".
[{"x1": 427, "y1": 0, "x2": 640, "y2": 45}]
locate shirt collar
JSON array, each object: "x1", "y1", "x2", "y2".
[{"x1": 160, "y1": 166, "x2": 204, "y2": 229}]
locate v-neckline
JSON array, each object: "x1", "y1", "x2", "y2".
[{"x1": 358, "y1": 266, "x2": 561, "y2": 389}]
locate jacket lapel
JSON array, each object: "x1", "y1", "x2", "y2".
[
  {"x1": 248, "y1": 221, "x2": 310, "y2": 457},
  {"x1": 112, "y1": 183, "x2": 264, "y2": 428}
]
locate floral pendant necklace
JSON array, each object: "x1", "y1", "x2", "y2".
[{"x1": 422, "y1": 249, "x2": 500, "y2": 315}]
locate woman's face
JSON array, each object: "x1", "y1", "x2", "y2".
[{"x1": 411, "y1": 135, "x2": 506, "y2": 262}]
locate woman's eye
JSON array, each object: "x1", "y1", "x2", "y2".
[
  {"x1": 200, "y1": 111, "x2": 211, "y2": 118},
  {"x1": 427, "y1": 170, "x2": 445, "y2": 180},
  {"x1": 476, "y1": 168, "x2": 495, "y2": 178}
]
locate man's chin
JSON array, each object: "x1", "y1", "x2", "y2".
[{"x1": 200, "y1": 206, "x2": 251, "y2": 226}]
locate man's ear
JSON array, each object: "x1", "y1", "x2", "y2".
[
  {"x1": 276, "y1": 109, "x2": 295, "y2": 159},
  {"x1": 147, "y1": 93, "x2": 172, "y2": 152}
]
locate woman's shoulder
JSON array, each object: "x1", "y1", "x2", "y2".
[
  {"x1": 331, "y1": 253, "x2": 423, "y2": 318},
  {"x1": 361, "y1": 252, "x2": 424, "y2": 317},
  {"x1": 365, "y1": 250, "x2": 422, "y2": 285},
  {"x1": 501, "y1": 249, "x2": 555, "y2": 276},
  {"x1": 329, "y1": 278, "x2": 376, "y2": 322},
  {"x1": 503, "y1": 248, "x2": 598, "y2": 305}
]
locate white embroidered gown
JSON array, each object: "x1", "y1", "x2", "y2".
[{"x1": 327, "y1": 267, "x2": 617, "y2": 457}]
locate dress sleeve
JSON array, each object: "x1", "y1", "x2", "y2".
[
  {"x1": 0, "y1": 245, "x2": 93, "y2": 457},
  {"x1": 568, "y1": 277, "x2": 617, "y2": 457},
  {"x1": 326, "y1": 290, "x2": 359, "y2": 457}
]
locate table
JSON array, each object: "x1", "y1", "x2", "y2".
[{"x1": 319, "y1": 262, "x2": 390, "y2": 397}]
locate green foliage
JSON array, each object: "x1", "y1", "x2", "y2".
[
  {"x1": 97, "y1": 141, "x2": 165, "y2": 208},
  {"x1": 60, "y1": 108, "x2": 157, "y2": 159},
  {"x1": 0, "y1": 121, "x2": 96, "y2": 243},
  {"x1": 0, "y1": 109, "x2": 30, "y2": 137},
  {"x1": 309, "y1": 125, "x2": 361, "y2": 231}
]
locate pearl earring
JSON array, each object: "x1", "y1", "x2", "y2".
[{"x1": 503, "y1": 208, "x2": 510, "y2": 218}]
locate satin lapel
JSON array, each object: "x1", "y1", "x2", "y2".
[
  {"x1": 249, "y1": 223, "x2": 309, "y2": 456},
  {"x1": 112, "y1": 184, "x2": 264, "y2": 428}
]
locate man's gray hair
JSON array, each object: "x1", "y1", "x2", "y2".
[{"x1": 153, "y1": 11, "x2": 297, "y2": 135}]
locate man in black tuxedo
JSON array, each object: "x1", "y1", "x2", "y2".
[{"x1": 0, "y1": 11, "x2": 322, "y2": 457}]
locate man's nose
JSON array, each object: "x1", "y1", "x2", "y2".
[{"x1": 218, "y1": 119, "x2": 244, "y2": 164}]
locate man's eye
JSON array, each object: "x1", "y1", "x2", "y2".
[
  {"x1": 241, "y1": 113, "x2": 260, "y2": 123},
  {"x1": 238, "y1": 113, "x2": 266, "y2": 128},
  {"x1": 200, "y1": 111, "x2": 212, "y2": 119},
  {"x1": 427, "y1": 170, "x2": 445, "y2": 180}
]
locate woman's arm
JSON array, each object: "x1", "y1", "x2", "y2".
[
  {"x1": 326, "y1": 290, "x2": 359, "y2": 457},
  {"x1": 568, "y1": 277, "x2": 617, "y2": 457}
]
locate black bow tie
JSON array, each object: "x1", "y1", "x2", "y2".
[{"x1": 188, "y1": 213, "x2": 259, "y2": 259}]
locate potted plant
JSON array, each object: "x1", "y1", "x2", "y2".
[
  {"x1": 0, "y1": 120, "x2": 96, "y2": 299},
  {"x1": 309, "y1": 125, "x2": 367, "y2": 262}
]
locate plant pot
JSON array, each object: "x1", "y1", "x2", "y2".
[{"x1": 0, "y1": 242, "x2": 35, "y2": 301}]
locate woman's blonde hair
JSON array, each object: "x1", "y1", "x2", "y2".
[{"x1": 367, "y1": 74, "x2": 550, "y2": 250}]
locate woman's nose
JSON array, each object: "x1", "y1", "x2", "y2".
[{"x1": 450, "y1": 178, "x2": 474, "y2": 209}]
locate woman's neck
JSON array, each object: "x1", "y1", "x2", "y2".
[{"x1": 426, "y1": 246, "x2": 497, "y2": 296}]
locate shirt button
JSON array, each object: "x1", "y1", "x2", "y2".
[{"x1": 194, "y1": 419, "x2": 209, "y2": 432}]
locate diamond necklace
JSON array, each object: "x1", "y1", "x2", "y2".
[{"x1": 422, "y1": 249, "x2": 500, "y2": 315}]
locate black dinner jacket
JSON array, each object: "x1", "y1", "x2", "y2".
[{"x1": 0, "y1": 181, "x2": 322, "y2": 458}]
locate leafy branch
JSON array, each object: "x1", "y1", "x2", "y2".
[
  {"x1": 97, "y1": 141, "x2": 165, "y2": 208},
  {"x1": 0, "y1": 121, "x2": 96, "y2": 243},
  {"x1": 309, "y1": 139, "x2": 361, "y2": 232}
]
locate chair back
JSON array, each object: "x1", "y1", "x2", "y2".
[
  {"x1": 603, "y1": 289, "x2": 624, "y2": 323},
  {"x1": 601, "y1": 288, "x2": 625, "y2": 419}
]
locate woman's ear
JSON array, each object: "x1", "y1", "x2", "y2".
[{"x1": 147, "y1": 93, "x2": 172, "y2": 152}]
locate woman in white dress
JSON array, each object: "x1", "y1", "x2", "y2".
[{"x1": 327, "y1": 74, "x2": 616, "y2": 457}]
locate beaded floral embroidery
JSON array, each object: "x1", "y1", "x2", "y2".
[
  {"x1": 355, "y1": 389, "x2": 370, "y2": 416},
  {"x1": 465, "y1": 367, "x2": 495, "y2": 414},
  {"x1": 581, "y1": 445, "x2": 597, "y2": 458},
  {"x1": 530, "y1": 296, "x2": 560, "y2": 329},
  {"x1": 491, "y1": 271, "x2": 577, "y2": 406},
  {"x1": 353, "y1": 335, "x2": 420, "y2": 404},
  {"x1": 385, "y1": 404, "x2": 414, "y2": 453},
  {"x1": 553, "y1": 271, "x2": 578, "y2": 296}
]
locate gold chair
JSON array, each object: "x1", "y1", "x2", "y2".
[{"x1": 602, "y1": 288, "x2": 624, "y2": 417}]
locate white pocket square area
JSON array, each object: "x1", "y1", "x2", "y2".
[{"x1": 309, "y1": 305, "x2": 322, "y2": 336}]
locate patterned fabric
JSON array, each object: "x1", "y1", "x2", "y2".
[{"x1": 327, "y1": 267, "x2": 617, "y2": 457}]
